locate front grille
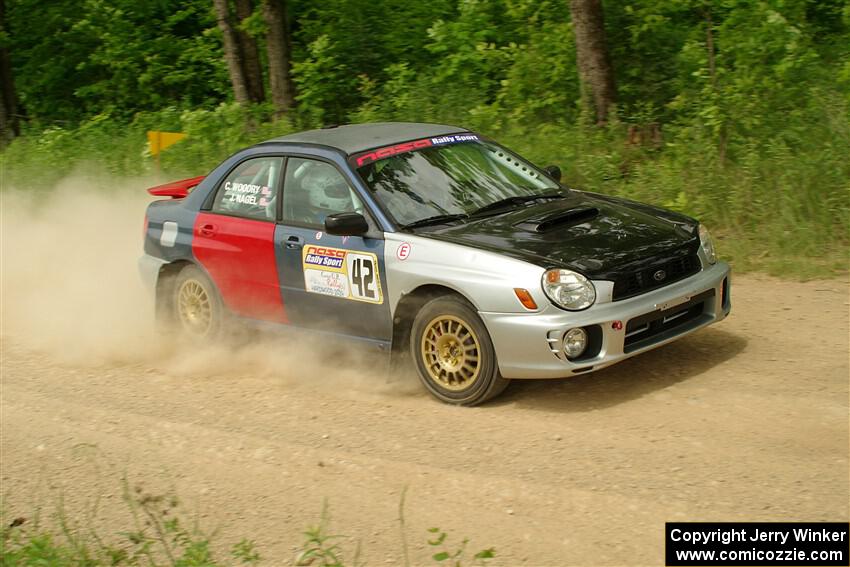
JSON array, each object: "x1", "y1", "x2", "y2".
[
  {"x1": 623, "y1": 289, "x2": 714, "y2": 353},
  {"x1": 612, "y1": 254, "x2": 701, "y2": 301}
]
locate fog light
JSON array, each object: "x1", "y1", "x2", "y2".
[{"x1": 563, "y1": 328, "x2": 588, "y2": 359}]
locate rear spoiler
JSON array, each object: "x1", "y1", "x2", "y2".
[{"x1": 147, "y1": 175, "x2": 206, "y2": 199}]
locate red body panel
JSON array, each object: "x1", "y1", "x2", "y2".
[
  {"x1": 192, "y1": 212, "x2": 287, "y2": 323},
  {"x1": 148, "y1": 175, "x2": 206, "y2": 198}
]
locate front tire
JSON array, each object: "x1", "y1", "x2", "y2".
[
  {"x1": 410, "y1": 296, "x2": 509, "y2": 406},
  {"x1": 172, "y1": 264, "x2": 224, "y2": 341}
]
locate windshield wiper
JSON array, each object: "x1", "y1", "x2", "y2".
[
  {"x1": 400, "y1": 213, "x2": 469, "y2": 230},
  {"x1": 470, "y1": 192, "x2": 566, "y2": 217}
]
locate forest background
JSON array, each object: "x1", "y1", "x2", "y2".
[{"x1": 1, "y1": 0, "x2": 848, "y2": 275}]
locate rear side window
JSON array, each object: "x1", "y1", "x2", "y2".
[{"x1": 212, "y1": 157, "x2": 283, "y2": 221}]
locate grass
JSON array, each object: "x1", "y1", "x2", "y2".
[
  {"x1": 1, "y1": 480, "x2": 495, "y2": 567},
  {"x1": 495, "y1": 121, "x2": 850, "y2": 278},
  {"x1": 1, "y1": 106, "x2": 847, "y2": 279},
  {"x1": 1, "y1": 479, "x2": 261, "y2": 567}
]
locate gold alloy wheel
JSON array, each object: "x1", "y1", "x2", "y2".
[
  {"x1": 177, "y1": 279, "x2": 212, "y2": 336},
  {"x1": 420, "y1": 315, "x2": 481, "y2": 391}
]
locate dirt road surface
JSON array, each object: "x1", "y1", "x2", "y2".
[
  {"x1": 2, "y1": 274, "x2": 848, "y2": 566},
  {"x1": 1, "y1": 181, "x2": 848, "y2": 565}
]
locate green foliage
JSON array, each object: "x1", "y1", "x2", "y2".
[
  {"x1": 495, "y1": 21, "x2": 579, "y2": 125},
  {"x1": 422, "y1": 0, "x2": 514, "y2": 117},
  {"x1": 7, "y1": 0, "x2": 226, "y2": 125},
  {"x1": 0, "y1": 483, "x2": 262, "y2": 567},
  {"x1": 668, "y1": 1, "x2": 819, "y2": 153},
  {"x1": 71, "y1": 0, "x2": 228, "y2": 120},
  {"x1": 7, "y1": 0, "x2": 104, "y2": 124},
  {"x1": 2, "y1": 488, "x2": 493, "y2": 567},
  {"x1": 293, "y1": 500, "x2": 356, "y2": 567},
  {"x1": 292, "y1": 34, "x2": 356, "y2": 127},
  {"x1": 2, "y1": 0, "x2": 848, "y2": 275},
  {"x1": 426, "y1": 527, "x2": 495, "y2": 566},
  {"x1": 291, "y1": 0, "x2": 455, "y2": 125},
  {"x1": 229, "y1": 539, "x2": 261, "y2": 565},
  {"x1": 0, "y1": 104, "x2": 297, "y2": 191},
  {"x1": 495, "y1": 118, "x2": 850, "y2": 276},
  {"x1": 158, "y1": 103, "x2": 296, "y2": 176},
  {"x1": 0, "y1": 114, "x2": 150, "y2": 191}
]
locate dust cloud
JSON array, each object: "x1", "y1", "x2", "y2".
[
  {"x1": 0, "y1": 173, "x2": 416, "y2": 397},
  {"x1": 1, "y1": 173, "x2": 158, "y2": 361}
]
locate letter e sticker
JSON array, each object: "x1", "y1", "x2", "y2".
[{"x1": 396, "y1": 242, "x2": 411, "y2": 261}]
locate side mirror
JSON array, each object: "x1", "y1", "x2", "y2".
[
  {"x1": 325, "y1": 212, "x2": 369, "y2": 236},
  {"x1": 543, "y1": 165, "x2": 562, "y2": 182}
]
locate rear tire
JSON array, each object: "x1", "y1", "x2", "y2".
[
  {"x1": 410, "y1": 296, "x2": 510, "y2": 406},
  {"x1": 172, "y1": 264, "x2": 224, "y2": 342}
]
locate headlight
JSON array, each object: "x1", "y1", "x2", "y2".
[
  {"x1": 542, "y1": 269, "x2": 596, "y2": 310},
  {"x1": 699, "y1": 225, "x2": 717, "y2": 265}
]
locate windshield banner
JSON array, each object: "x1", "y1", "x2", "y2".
[{"x1": 351, "y1": 133, "x2": 479, "y2": 167}]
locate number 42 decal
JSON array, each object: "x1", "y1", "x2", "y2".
[{"x1": 346, "y1": 252, "x2": 383, "y2": 303}]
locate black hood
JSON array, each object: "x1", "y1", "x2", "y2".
[{"x1": 415, "y1": 191, "x2": 700, "y2": 281}]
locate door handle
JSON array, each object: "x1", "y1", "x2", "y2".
[
  {"x1": 285, "y1": 235, "x2": 304, "y2": 249},
  {"x1": 198, "y1": 223, "x2": 217, "y2": 237}
]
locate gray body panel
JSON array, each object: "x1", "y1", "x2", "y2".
[
  {"x1": 264, "y1": 122, "x2": 468, "y2": 154},
  {"x1": 139, "y1": 254, "x2": 168, "y2": 295},
  {"x1": 480, "y1": 261, "x2": 730, "y2": 378},
  {"x1": 383, "y1": 230, "x2": 730, "y2": 379},
  {"x1": 383, "y1": 233, "x2": 546, "y2": 315}
]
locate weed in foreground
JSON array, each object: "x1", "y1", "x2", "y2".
[
  {"x1": 293, "y1": 499, "x2": 360, "y2": 567},
  {"x1": 426, "y1": 527, "x2": 495, "y2": 566},
  {"x1": 2, "y1": 481, "x2": 494, "y2": 566}
]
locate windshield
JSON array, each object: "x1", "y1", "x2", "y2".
[{"x1": 354, "y1": 139, "x2": 561, "y2": 228}]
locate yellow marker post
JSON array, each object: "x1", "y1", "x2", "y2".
[{"x1": 147, "y1": 131, "x2": 188, "y2": 179}]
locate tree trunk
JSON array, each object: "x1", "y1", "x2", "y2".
[
  {"x1": 234, "y1": 0, "x2": 265, "y2": 103},
  {"x1": 0, "y1": 0, "x2": 19, "y2": 147},
  {"x1": 212, "y1": 0, "x2": 250, "y2": 105},
  {"x1": 701, "y1": 7, "x2": 726, "y2": 163},
  {"x1": 569, "y1": 0, "x2": 617, "y2": 125},
  {"x1": 263, "y1": 0, "x2": 295, "y2": 117}
]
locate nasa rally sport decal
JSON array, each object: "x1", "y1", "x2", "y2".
[
  {"x1": 352, "y1": 133, "x2": 480, "y2": 166},
  {"x1": 301, "y1": 245, "x2": 383, "y2": 304}
]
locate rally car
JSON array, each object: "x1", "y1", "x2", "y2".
[{"x1": 140, "y1": 122, "x2": 731, "y2": 405}]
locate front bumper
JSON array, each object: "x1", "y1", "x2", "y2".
[{"x1": 480, "y1": 261, "x2": 731, "y2": 379}]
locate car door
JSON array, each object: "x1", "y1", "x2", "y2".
[
  {"x1": 274, "y1": 156, "x2": 392, "y2": 342},
  {"x1": 192, "y1": 156, "x2": 288, "y2": 324}
]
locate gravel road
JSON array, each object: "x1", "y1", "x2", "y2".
[
  {"x1": 2, "y1": 275, "x2": 847, "y2": 566},
  {"x1": 2, "y1": 186, "x2": 847, "y2": 565}
]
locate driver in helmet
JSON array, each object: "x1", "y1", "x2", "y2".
[{"x1": 295, "y1": 163, "x2": 354, "y2": 225}]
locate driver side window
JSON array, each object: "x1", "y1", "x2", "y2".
[{"x1": 282, "y1": 158, "x2": 363, "y2": 227}]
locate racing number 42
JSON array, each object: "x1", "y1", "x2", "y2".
[
  {"x1": 347, "y1": 253, "x2": 381, "y2": 303},
  {"x1": 351, "y1": 257, "x2": 375, "y2": 299}
]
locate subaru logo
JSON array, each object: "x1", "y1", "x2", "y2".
[{"x1": 653, "y1": 269, "x2": 667, "y2": 282}]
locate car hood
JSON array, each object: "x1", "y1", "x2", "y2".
[{"x1": 414, "y1": 191, "x2": 701, "y2": 280}]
